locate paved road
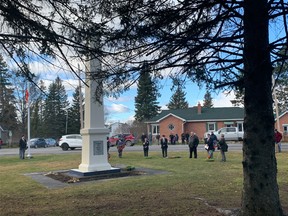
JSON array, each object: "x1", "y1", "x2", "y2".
[{"x1": 1, "y1": 143, "x2": 287, "y2": 157}]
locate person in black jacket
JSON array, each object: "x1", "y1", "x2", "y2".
[
  {"x1": 188, "y1": 132, "x2": 199, "y2": 158},
  {"x1": 206, "y1": 134, "x2": 215, "y2": 159},
  {"x1": 143, "y1": 137, "x2": 150, "y2": 157},
  {"x1": 218, "y1": 134, "x2": 228, "y2": 162},
  {"x1": 19, "y1": 135, "x2": 27, "y2": 159},
  {"x1": 160, "y1": 135, "x2": 168, "y2": 158}
]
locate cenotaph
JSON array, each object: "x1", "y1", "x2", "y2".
[{"x1": 70, "y1": 53, "x2": 120, "y2": 176}]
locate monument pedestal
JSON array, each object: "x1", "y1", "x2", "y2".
[{"x1": 71, "y1": 128, "x2": 120, "y2": 175}]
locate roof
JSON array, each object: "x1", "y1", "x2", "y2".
[
  {"x1": 278, "y1": 110, "x2": 288, "y2": 119},
  {"x1": 146, "y1": 107, "x2": 244, "y2": 123}
]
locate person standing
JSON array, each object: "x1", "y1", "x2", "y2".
[
  {"x1": 181, "y1": 133, "x2": 186, "y2": 144},
  {"x1": 185, "y1": 133, "x2": 190, "y2": 144},
  {"x1": 156, "y1": 134, "x2": 160, "y2": 145},
  {"x1": 117, "y1": 138, "x2": 126, "y2": 158},
  {"x1": 160, "y1": 135, "x2": 168, "y2": 158},
  {"x1": 188, "y1": 132, "x2": 199, "y2": 158},
  {"x1": 218, "y1": 134, "x2": 228, "y2": 162},
  {"x1": 141, "y1": 133, "x2": 147, "y2": 143},
  {"x1": 275, "y1": 129, "x2": 283, "y2": 153},
  {"x1": 206, "y1": 133, "x2": 215, "y2": 159},
  {"x1": 175, "y1": 134, "x2": 179, "y2": 144},
  {"x1": 0, "y1": 138, "x2": 3, "y2": 149},
  {"x1": 143, "y1": 137, "x2": 150, "y2": 157},
  {"x1": 19, "y1": 135, "x2": 27, "y2": 159},
  {"x1": 210, "y1": 131, "x2": 218, "y2": 143}
]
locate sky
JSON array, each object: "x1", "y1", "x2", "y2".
[
  {"x1": 4, "y1": 47, "x2": 238, "y2": 125},
  {"x1": 103, "y1": 79, "x2": 238, "y2": 124}
]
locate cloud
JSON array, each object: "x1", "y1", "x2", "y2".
[
  {"x1": 106, "y1": 103, "x2": 130, "y2": 113},
  {"x1": 106, "y1": 96, "x2": 134, "y2": 103},
  {"x1": 212, "y1": 91, "x2": 240, "y2": 107}
]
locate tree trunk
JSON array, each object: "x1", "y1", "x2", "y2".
[{"x1": 241, "y1": 1, "x2": 283, "y2": 215}]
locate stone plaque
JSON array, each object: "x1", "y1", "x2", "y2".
[{"x1": 93, "y1": 140, "x2": 104, "y2": 155}]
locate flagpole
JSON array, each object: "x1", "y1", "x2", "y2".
[{"x1": 26, "y1": 82, "x2": 32, "y2": 158}]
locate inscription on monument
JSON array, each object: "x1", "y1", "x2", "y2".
[{"x1": 93, "y1": 140, "x2": 104, "y2": 155}]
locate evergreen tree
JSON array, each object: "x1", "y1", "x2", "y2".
[
  {"x1": 67, "y1": 86, "x2": 83, "y2": 134},
  {"x1": 203, "y1": 91, "x2": 213, "y2": 108},
  {"x1": 134, "y1": 64, "x2": 160, "y2": 122},
  {"x1": 0, "y1": 55, "x2": 18, "y2": 132},
  {"x1": 31, "y1": 80, "x2": 46, "y2": 137},
  {"x1": 167, "y1": 87, "x2": 188, "y2": 109},
  {"x1": 43, "y1": 77, "x2": 69, "y2": 138}
]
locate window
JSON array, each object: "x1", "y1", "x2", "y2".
[
  {"x1": 283, "y1": 125, "x2": 288, "y2": 134},
  {"x1": 207, "y1": 122, "x2": 216, "y2": 131},
  {"x1": 152, "y1": 124, "x2": 159, "y2": 135},
  {"x1": 237, "y1": 122, "x2": 244, "y2": 132},
  {"x1": 168, "y1": 124, "x2": 175, "y2": 131},
  {"x1": 227, "y1": 127, "x2": 236, "y2": 132},
  {"x1": 219, "y1": 128, "x2": 227, "y2": 133}
]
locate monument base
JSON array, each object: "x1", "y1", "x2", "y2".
[{"x1": 69, "y1": 167, "x2": 121, "y2": 177}]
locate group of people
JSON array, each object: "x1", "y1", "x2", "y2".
[
  {"x1": 18, "y1": 129, "x2": 284, "y2": 160},
  {"x1": 141, "y1": 134, "x2": 169, "y2": 158},
  {"x1": 188, "y1": 131, "x2": 228, "y2": 162},
  {"x1": 204, "y1": 132, "x2": 228, "y2": 162}
]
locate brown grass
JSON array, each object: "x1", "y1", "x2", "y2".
[{"x1": 0, "y1": 151, "x2": 287, "y2": 216}]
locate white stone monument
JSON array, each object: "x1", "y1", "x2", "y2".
[{"x1": 71, "y1": 53, "x2": 120, "y2": 176}]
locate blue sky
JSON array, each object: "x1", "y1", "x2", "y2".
[
  {"x1": 5, "y1": 51, "x2": 237, "y2": 125},
  {"x1": 104, "y1": 78, "x2": 237, "y2": 124}
]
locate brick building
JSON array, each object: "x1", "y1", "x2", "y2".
[
  {"x1": 146, "y1": 103, "x2": 288, "y2": 143},
  {"x1": 146, "y1": 103, "x2": 245, "y2": 141}
]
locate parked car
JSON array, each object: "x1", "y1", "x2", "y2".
[
  {"x1": 108, "y1": 134, "x2": 136, "y2": 146},
  {"x1": 204, "y1": 127, "x2": 244, "y2": 141},
  {"x1": 29, "y1": 138, "x2": 48, "y2": 148},
  {"x1": 45, "y1": 138, "x2": 57, "y2": 147},
  {"x1": 59, "y1": 134, "x2": 82, "y2": 151}
]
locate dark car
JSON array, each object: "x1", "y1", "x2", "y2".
[
  {"x1": 45, "y1": 138, "x2": 57, "y2": 147},
  {"x1": 29, "y1": 138, "x2": 48, "y2": 148}
]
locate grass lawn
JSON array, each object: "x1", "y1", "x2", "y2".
[{"x1": 0, "y1": 150, "x2": 288, "y2": 216}]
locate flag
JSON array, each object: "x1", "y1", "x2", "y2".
[{"x1": 25, "y1": 89, "x2": 29, "y2": 103}]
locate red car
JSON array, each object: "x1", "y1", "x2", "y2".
[{"x1": 108, "y1": 134, "x2": 136, "y2": 147}]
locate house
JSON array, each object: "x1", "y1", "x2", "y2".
[
  {"x1": 108, "y1": 122, "x2": 130, "y2": 137},
  {"x1": 146, "y1": 103, "x2": 288, "y2": 142},
  {"x1": 146, "y1": 103, "x2": 245, "y2": 141},
  {"x1": 276, "y1": 111, "x2": 288, "y2": 141}
]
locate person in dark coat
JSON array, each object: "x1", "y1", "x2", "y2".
[
  {"x1": 188, "y1": 132, "x2": 199, "y2": 158},
  {"x1": 117, "y1": 138, "x2": 125, "y2": 158},
  {"x1": 218, "y1": 134, "x2": 228, "y2": 162},
  {"x1": 160, "y1": 135, "x2": 168, "y2": 158},
  {"x1": 210, "y1": 131, "x2": 218, "y2": 143},
  {"x1": 175, "y1": 134, "x2": 179, "y2": 144},
  {"x1": 206, "y1": 134, "x2": 215, "y2": 159},
  {"x1": 185, "y1": 133, "x2": 190, "y2": 144},
  {"x1": 143, "y1": 137, "x2": 150, "y2": 157},
  {"x1": 19, "y1": 135, "x2": 27, "y2": 159},
  {"x1": 181, "y1": 133, "x2": 186, "y2": 144},
  {"x1": 156, "y1": 134, "x2": 160, "y2": 145},
  {"x1": 141, "y1": 133, "x2": 147, "y2": 143},
  {"x1": 169, "y1": 134, "x2": 175, "y2": 144}
]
